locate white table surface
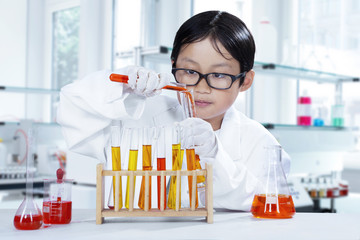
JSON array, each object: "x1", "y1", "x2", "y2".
[{"x1": 1, "y1": 209, "x2": 359, "y2": 240}]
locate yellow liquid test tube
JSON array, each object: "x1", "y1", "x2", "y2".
[
  {"x1": 125, "y1": 149, "x2": 138, "y2": 209},
  {"x1": 138, "y1": 145, "x2": 152, "y2": 209},
  {"x1": 186, "y1": 148, "x2": 199, "y2": 209},
  {"x1": 111, "y1": 146, "x2": 122, "y2": 209},
  {"x1": 168, "y1": 143, "x2": 183, "y2": 209}
]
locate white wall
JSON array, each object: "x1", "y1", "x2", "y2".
[{"x1": 0, "y1": 0, "x2": 27, "y2": 121}]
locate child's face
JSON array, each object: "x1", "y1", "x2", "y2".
[{"x1": 175, "y1": 37, "x2": 246, "y2": 129}]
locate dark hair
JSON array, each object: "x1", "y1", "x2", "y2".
[{"x1": 171, "y1": 11, "x2": 255, "y2": 75}]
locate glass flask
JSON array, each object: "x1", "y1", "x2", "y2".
[
  {"x1": 13, "y1": 128, "x2": 43, "y2": 230},
  {"x1": 42, "y1": 168, "x2": 73, "y2": 225},
  {"x1": 251, "y1": 145, "x2": 295, "y2": 219}
]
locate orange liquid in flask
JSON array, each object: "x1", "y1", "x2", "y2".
[
  {"x1": 157, "y1": 157, "x2": 166, "y2": 209},
  {"x1": 251, "y1": 194, "x2": 295, "y2": 219},
  {"x1": 110, "y1": 146, "x2": 122, "y2": 209},
  {"x1": 138, "y1": 145, "x2": 152, "y2": 209},
  {"x1": 125, "y1": 149, "x2": 138, "y2": 209},
  {"x1": 168, "y1": 144, "x2": 183, "y2": 209},
  {"x1": 186, "y1": 149, "x2": 199, "y2": 208}
]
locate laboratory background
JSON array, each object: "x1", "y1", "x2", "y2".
[{"x1": 1, "y1": 0, "x2": 360, "y2": 223}]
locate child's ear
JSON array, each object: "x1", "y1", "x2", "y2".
[{"x1": 239, "y1": 70, "x2": 255, "y2": 92}]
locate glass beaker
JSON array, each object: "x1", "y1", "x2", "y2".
[
  {"x1": 42, "y1": 177, "x2": 73, "y2": 225},
  {"x1": 13, "y1": 128, "x2": 43, "y2": 230},
  {"x1": 251, "y1": 145, "x2": 295, "y2": 219}
]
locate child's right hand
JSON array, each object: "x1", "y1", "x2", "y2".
[{"x1": 114, "y1": 65, "x2": 173, "y2": 97}]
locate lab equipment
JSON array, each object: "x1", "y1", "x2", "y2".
[
  {"x1": 125, "y1": 128, "x2": 139, "y2": 209},
  {"x1": 0, "y1": 138, "x2": 7, "y2": 168},
  {"x1": 138, "y1": 127, "x2": 155, "y2": 210},
  {"x1": 42, "y1": 168, "x2": 73, "y2": 225},
  {"x1": 168, "y1": 125, "x2": 183, "y2": 210},
  {"x1": 297, "y1": 91, "x2": 312, "y2": 126},
  {"x1": 107, "y1": 125, "x2": 122, "y2": 210},
  {"x1": 184, "y1": 126, "x2": 199, "y2": 209},
  {"x1": 331, "y1": 93, "x2": 344, "y2": 127},
  {"x1": 13, "y1": 128, "x2": 43, "y2": 230},
  {"x1": 251, "y1": 145, "x2": 295, "y2": 219},
  {"x1": 155, "y1": 127, "x2": 166, "y2": 210},
  {"x1": 110, "y1": 73, "x2": 196, "y2": 115}
]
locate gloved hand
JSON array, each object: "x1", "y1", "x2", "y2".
[
  {"x1": 179, "y1": 118, "x2": 218, "y2": 164},
  {"x1": 115, "y1": 65, "x2": 173, "y2": 97}
]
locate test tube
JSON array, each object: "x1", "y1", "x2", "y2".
[
  {"x1": 125, "y1": 128, "x2": 139, "y2": 210},
  {"x1": 184, "y1": 127, "x2": 199, "y2": 209},
  {"x1": 178, "y1": 89, "x2": 196, "y2": 118},
  {"x1": 108, "y1": 125, "x2": 123, "y2": 210},
  {"x1": 138, "y1": 127, "x2": 155, "y2": 210},
  {"x1": 168, "y1": 124, "x2": 183, "y2": 210},
  {"x1": 155, "y1": 127, "x2": 166, "y2": 210}
]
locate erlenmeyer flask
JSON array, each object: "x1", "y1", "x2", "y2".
[
  {"x1": 251, "y1": 145, "x2": 295, "y2": 219},
  {"x1": 14, "y1": 128, "x2": 43, "y2": 230}
]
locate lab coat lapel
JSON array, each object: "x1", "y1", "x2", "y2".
[{"x1": 218, "y1": 107, "x2": 242, "y2": 161}]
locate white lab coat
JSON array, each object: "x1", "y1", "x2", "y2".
[{"x1": 57, "y1": 69, "x2": 290, "y2": 211}]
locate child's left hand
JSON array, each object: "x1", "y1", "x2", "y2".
[{"x1": 179, "y1": 118, "x2": 218, "y2": 164}]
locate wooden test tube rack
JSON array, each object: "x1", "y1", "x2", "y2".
[{"x1": 96, "y1": 163, "x2": 213, "y2": 224}]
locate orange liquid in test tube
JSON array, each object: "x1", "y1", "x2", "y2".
[
  {"x1": 138, "y1": 145, "x2": 152, "y2": 209},
  {"x1": 186, "y1": 149, "x2": 199, "y2": 208},
  {"x1": 195, "y1": 154, "x2": 205, "y2": 184},
  {"x1": 157, "y1": 157, "x2": 166, "y2": 209}
]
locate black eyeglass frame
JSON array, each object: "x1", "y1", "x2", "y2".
[{"x1": 171, "y1": 68, "x2": 247, "y2": 90}]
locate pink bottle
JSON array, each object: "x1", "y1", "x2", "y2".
[{"x1": 297, "y1": 91, "x2": 312, "y2": 126}]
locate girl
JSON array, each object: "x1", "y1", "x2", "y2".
[{"x1": 57, "y1": 11, "x2": 290, "y2": 210}]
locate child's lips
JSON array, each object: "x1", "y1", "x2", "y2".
[{"x1": 195, "y1": 100, "x2": 211, "y2": 107}]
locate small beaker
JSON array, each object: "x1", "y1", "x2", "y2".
[
  {"x1": 42, "y1": 178, "x2": 73, "y2": 224},
  {"x1": 251, "y1": 145, "x2": 295, "y2": 219}
]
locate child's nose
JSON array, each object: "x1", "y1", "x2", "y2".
[{"x1": 194, "y1": 77, "x2": 211, "y2": 93}]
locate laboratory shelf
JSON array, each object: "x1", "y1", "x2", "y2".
[
  {"x1": 0, "y1": 85, "x2": 59, "y2": 94},
  {"x1": 261, "y1": 123, "x2": 357, "y2": 131},
  {"x1": 254, "y1": 61, "x2": 360, "y2": 83},
  {"x1": 0, "y1": 121, "x2": 60, "y2": 127}
]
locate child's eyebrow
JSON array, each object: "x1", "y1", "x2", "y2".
[
  {"x1": 210, "y1": 63, "x2": 232, "y2": 69},
  {"x1": 179, "y1": 57, "x2": 200, "y2": 66}
]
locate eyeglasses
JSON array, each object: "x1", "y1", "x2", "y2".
[{"x1": 171, "y1": 68, "x2": 246, "y2": 90}]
